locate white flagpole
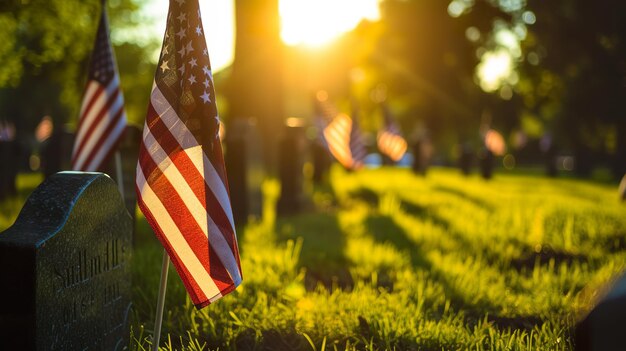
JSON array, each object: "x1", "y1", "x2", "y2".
[
  {"x1": 114, "y1": 151, "x2": 125, "y2": 196},
  {"x1": 152, "y1": 250, "x2": 170, "y2": 351}
]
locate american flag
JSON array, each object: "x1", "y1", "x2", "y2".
[
  {"x1": 135, "y1": 0, "x2": 242, "y2": 308},
  {"x1": 377, "y1": 104, "x2": 407, "y2": 163},
  {"x1": 322, "y1": 101, "x2": 367, "y2": 171},
  {"x1": 72, "y1": 5, "x2": 127, "y2": 171}
]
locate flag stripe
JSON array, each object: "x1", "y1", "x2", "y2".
[
  {"x1": 323, "y1": 114, "x2": 365, "y2": 170},
  {"x1": 73, "y1": 83, "x2": 124, "y2": 169},
  {"x1": 150, "y1": 87, "x2": 235, "y2": 231},
  {"x1": 140, "y1": 125, "x2": 241, "y2": 282},
  {"x1": 136, "y1": 0, "x2": 241, "y2": 308},
  {"x1": 136, "y1": 170, "x2": 221, "y2": 302},
  {"x1": 77, "y1": 82, "x2": 104, "y2": 127},
  {"x1": 72, "y1": 5, "x2": 127, "y2": 173},
  {"x1": 138, "y1": 147, "x2": 237, "y2": 299},
  {"x1": 136, "y1": 195, "x2": 211, "y2": 304},
  {"x1": 137, "y1": 147, "x2": 236, "y2": 291},
  {"x1": 73, "y1": 84, "x2": 121, "y2": 163},
  {"x1": 79, "y1": 106, "x2": 126, "y2": 171}
]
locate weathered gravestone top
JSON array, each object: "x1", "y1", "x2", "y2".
[
  {"x1": 575, "y1": 270, "x2": 626, "y2": 350},
  {"x1": 0, "y1": 172, "x2": 132, "y2": 350}
]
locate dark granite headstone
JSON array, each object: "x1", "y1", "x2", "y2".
[
  {"x1": 0, "y1": 140, "x2": 19, "y2": 200},
  {"x1": 277, "y1": 119, "x2": 306, "y2": 215},
  {"x1": 478, "y1": 148, "x2": 494, "y2": 180},
  {"x1": 0, "y1": 172, "x2": 132, "y2": 350},
  {"x1": 311, "y1": 141, "x2": 331, "y2": 184},
  {"x1": 411, "y1": 137, "x2": 433, "y2": 176},
  {"x1": 40, "y1": 129, "x2": 75, "y2": 178},
  {"x1": 458, "y1": 143, "x2": 473, "y2": 176},
  {"x1": 224, "y1": 118, "x2": 264, "y2": 225},
  {"x1": 575, "y1": 271, "x2": 626, "y2": 350}
]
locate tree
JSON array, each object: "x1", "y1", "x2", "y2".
[{"x1": 0, "y1": 0, "x2": 156, "y2": 137}]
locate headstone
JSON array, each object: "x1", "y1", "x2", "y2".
[
  {"x1": 540, "y1": 134, "x2": 557, "y2": 177},
  {"x1": 40, "y1": 128, "x2": 75, "y2": 178},
  {"x1": 0, "y1": 172, "x2": 132, "y2": 350},
  {"x1": 311, "y1": 140, "x2": 331, "y2": 184},
  {"x1": 277, "y1": 118, "x2": 306, "y2": 215},
  {"x1": 0, "y1": 140, "x2": 19, "y2": 200},
  {"x1": 224, "y1": 118, "x2": 264, "y2": 225},
  {"x1": 458, "y1": 143, "x2": 473, "y2": 176},
  {"x1": 619, "y1": 174, "x2": 626, "y2": 201},
  {"x1": 575, "y1": 271, "x2": 626, "y2": 350},
  {"x1": 411, "y1": 137, "x2": 433, "y2": 176},
  {"x1": 479, "y1": 147, "x2": 494, "y2": 180}
]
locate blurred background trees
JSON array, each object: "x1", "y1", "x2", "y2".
[{"x1": 0, "y1": 0, "x2": 624, "y2": 178}]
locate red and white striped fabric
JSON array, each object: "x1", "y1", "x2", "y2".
[
  {"x1": 323, "y1": 113, "x2": 366, "y2": 170},
  {"x1": 72, "y1": 5, "x2": 126, "y2": 171},
  {"x1": 136, "y1": 0, "x2": 242, "y2": 308},
  {"x1": 377, "y1": 104, "x2": 407, "y2": 162}
]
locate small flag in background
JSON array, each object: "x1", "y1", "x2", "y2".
[
  {"x1": 322, "y1": 101, "x2": 367, "y2": 171},
  {"x1": 72, "y1": 3, "x2": 127, "y2": 171},
  {"x1": 136, "y1": 0, "x2": 242, "y2": 308},
  {"x1": 377, "y1": 104, "x2": 407, "y2": 163}
]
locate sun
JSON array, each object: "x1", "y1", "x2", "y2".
[{"x1": 279, "y1": 0, "x2": 380, "y2": 47}]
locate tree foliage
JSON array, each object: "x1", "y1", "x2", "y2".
[{"x1": 0, "y1": 0, "x2": 157, "y2": 135}]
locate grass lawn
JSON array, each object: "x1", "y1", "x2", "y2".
[{"x1": 2, "y1": 167, "x2": 626, "y2": 350}]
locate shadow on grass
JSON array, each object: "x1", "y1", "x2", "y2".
[
  {"x1": 348, "y1": 187, "x2": 380, "y2": 207},
  {"x1": 509, "y1": 244, "x2": 589, "y2": 273},
  {"x1": 431, "y1": 185, "x2": 495, "y2": 212},
  {"x1": 358, "y1": 189, "x2": 557, "y2": 332},
  {"x1": 275, "y1": 213, "x2": 353, "y2": 291}
]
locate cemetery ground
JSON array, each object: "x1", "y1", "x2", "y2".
[{"x1": 2, "y1": 167, "x2": 626, "y2": 350}]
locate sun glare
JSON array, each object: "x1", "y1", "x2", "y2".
[
  {"x1": 145, "y1": 0, "x2": 235, "y2": 72},
  {"x1": 477, "y1": 49, "x2": 512, "y2": 92},
  {"x1": 279, "y1": 0, "x2": 380, "y2": 47}
]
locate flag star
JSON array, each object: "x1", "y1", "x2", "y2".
[
  {"x1": 176, "y1": 28, "x2": 186, "y2": 39},
  {"x1": 186, "y1": 41, "x2": 194, "y2": 54},
  {"x1": 197, "y1": 9, "x2": 201, "y2": 19},
  {"x1": 188, "y1": 74, "x2": 196, "y2": 85},
  {"x1": 200, "y1": 91, "x2": 211, "y2": 104},
  {"x1": 177, "y1": 12, "x2": 187, "y2": 23},
  {"x1": 178, "y1": 64, "x2": 186, "y2": 75},
  {"x1": 189, "y1": 57, "x2": 197, "y2": 68},
  {"x1": 202, "y1": 48, "x2": 208, "y2": 56},
  {"x1": 175, "y1": 0, "x2": 185, "y2": 5},
  {"x1": 203, "y1": 78, "x2": 210, "y2": 89},
  {"x1": 163, "y1": 45, "x2": 169, "y2": 55},
  {"x1": 160, "y1": 60, "x2": 170, "y2": 72},
  {"x1": 178, "y1": 46, "x2": 186, "y2": 57},
  {"x1": 202, "y1": 65, "x2": 211, "y2": 76},
  {"x1": 195, "y1": 26, "x2": 202, "y2": 36}
]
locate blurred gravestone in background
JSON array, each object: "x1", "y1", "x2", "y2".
[
  {"x1": 0, "y1": 172, "x2": 132, "y2": 350},
  {"x1": 619, "y1": 174, "x2": 626, "y2": 201},
  {"x1": 311, "y1": 138, "x2": 331, "y2": 184},
  {"x1": 40, "y1": 128, "x2": 74, "y2": 178},
  {"x1": 224, "y1": 118, "x2": 264, "y2": 226},
  {"x1": 411, "y1": 134, "x2": 433, "y2": 176},
  {"x1": 277, "y1": 118, "x2": 307, "y2": 215},
  {"x1": 540, "y1": 133, "x2": 558, "y2": 177},
  {"x1": 458, "y1": 143, "x2": 473, "y2": 176},
  {"x1": 102, "y1": 124, "x2": 142, "y2": 222},
  {"x1": 575, "y1": 271, "x2": 626, "y2": 351},
  {"x1": 479, "y1": 148, "x2": 494, "y2": 180},
  {"x1": 0, "y1": 140, "x2": 19, "y2": 200}
]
